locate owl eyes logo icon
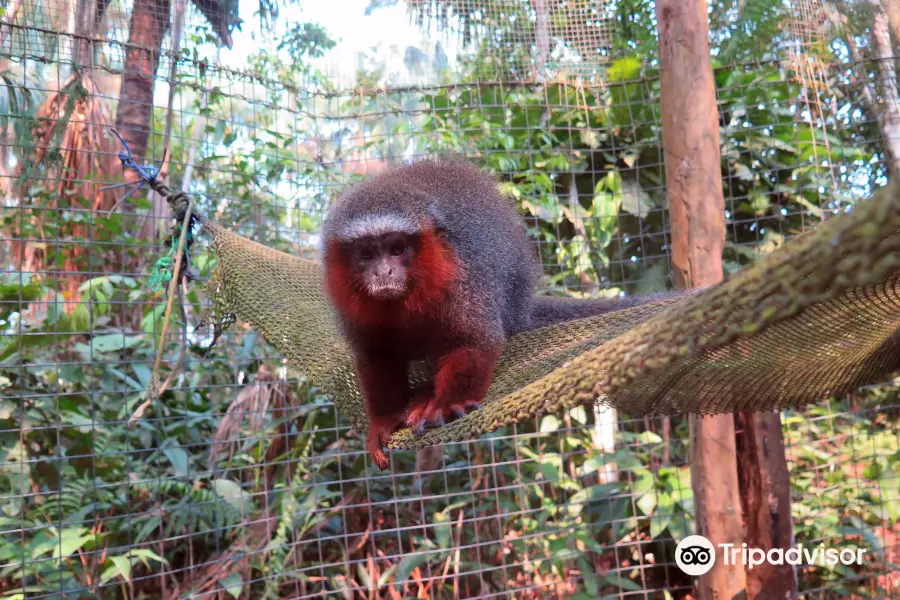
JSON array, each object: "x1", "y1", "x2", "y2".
[{"x1": 675, "y1": 535, "x2": 716, "y2": 576}]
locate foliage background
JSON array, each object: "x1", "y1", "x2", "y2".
[{"x1": 0, "y1": 0, "x2": 898, "y2": 598}]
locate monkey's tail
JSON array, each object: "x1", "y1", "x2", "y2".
[{"x1": 523, "y1": 291, "x2": 689, "y2": 333}]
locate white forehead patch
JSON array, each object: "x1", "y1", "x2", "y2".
[{"x1": 341, "y1": 213, "x2": 420, "y2": 240}]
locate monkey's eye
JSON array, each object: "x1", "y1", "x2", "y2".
[
  {"x1": 357, "y1": 248, "x2": 374, "y2": 261},
  {"x1": 389, "y1": 241, "x2": 406, "y2": 256}
]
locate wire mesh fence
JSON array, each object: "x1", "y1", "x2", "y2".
[{"x1": 0, "y1": 0, "x2": 898, "y2": 598}]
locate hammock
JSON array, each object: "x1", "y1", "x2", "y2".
[{"x1": 152, "y1": 177, "x2": 900, "y2": 450}]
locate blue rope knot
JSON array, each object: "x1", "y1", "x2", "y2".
[
  {"x1": 99, "y1": 128, "x2": 161, "y2": 201},
  {"x1": 102, "y1": 127, "x2": 197, "y2": 291}
]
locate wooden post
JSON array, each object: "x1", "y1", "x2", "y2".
[
  {"x1": 687, "y1": 419, "x2": 747, "y2": 599},
  {"x1": 655, "y1": 1, "x2": 747, "y2": 598},
  {"x1": 736, "y1": 412, "x2": 798, "y2": 597}
]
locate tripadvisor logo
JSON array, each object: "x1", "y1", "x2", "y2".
[
  {"x1": 674, "y1": 535, "x2": 868, "y2": 576},
  {"x1": 675, "y1": 535, "x2": 716, "y2": 576}
]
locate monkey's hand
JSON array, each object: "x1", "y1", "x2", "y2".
[
  {"x1": 365, "y1": 383, "x2": 433, "y2": 469},
  {"x1": 366, "y1": 417, "x2": 398, "y2": 470},
  {"x1": 356, "y1": 351, "x2": 412, "y2": 470},
  {"x1": 405, "y1": 345, "x2": 500, "y2": 436}
]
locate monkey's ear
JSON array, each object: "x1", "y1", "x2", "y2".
[{"x1": 424, "y1": 200, "x2": 449, "y2": 236}]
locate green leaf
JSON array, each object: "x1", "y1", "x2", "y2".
[
  {"x1": 666, "y1": 513, "x2": 694, "y2": 542},
  {"x1": 579, "y1": 129, "x2": 602, "y2": 149},
  {"x1": 0, "y1": 314, "x2": 76, "y2": 362},
  {"x1": 608, "y1": 56, "x2": 642, "y2": 82},
  {"x1": 220, "y1": 573, "x2": 243, "y2": 598},
  {"x1": 377, "y1": 563, "x2": 399, "y2": 587},
  {"x1": 393, "y1": 551, "x2": 435, "y2": 586},
  {"x1": 99, "y1": 555, "x2": 132, "y2": 584},
  {"x1": 126, "y1": 549, "x2": 167, "y2": 566},
  {"x1": 636, "y1": 488, "x2": 657, "y2": 516},
  {"x1": 863, "y1": 460, "x2": 881, "y2": 480},
  {"x1": 540, "y1": 415, "x2": 559, "y2": 433},
  {"x1": 213, "y1": 119, "x2": 227, "y2": 144},
  {"x1": 356, "y1": 562, "x2": 373, "y2": 589},
  {"x1": 78, "y1": 275, "x2": 114, "y2": 295},
  {"x1": 629, "y1": 430, "x2": 664, "y2": 445},
  {"x1": 649, "y1": 500, "x2": 674, "y2": 539},
  {"x1": 0, "y1": 282, "x2": 43, "y2": 306},
  {"x1": 568, "y1": 406, "x2": 587, "y2": 425},
  {"x1": 619, "y1": 178, "x2": 653, "y2": 217},
  {"x1": 603, "y1": 574, "x2": 642, "y2": 591},
  {"x1": 91, "y1": 333, "x2": 143, "y2": 354},
  {"x1": 747, "y1": 134, "x2": 797, "y2": 154},
  {"x1": 108, "y1": 366, "x2": 144, "y2": 392},
  {"x1": 71, "y1": 304, "x2": 90, "y2": 332},
  {"x1": 433, "y1": 511, "x2": 451, "y2": 549},
  {"x1": 134, "y1": 516, "x2": 162, "y2": 544},
  {"x1": 577, "y1": 557, "x2": 598, "y2": 596},
  {"x1": 141, "y1": 303, "x2": 166, "y2": 335},
  {"x1": 592, "y1": 183, "x2": 621, "y2": 242},
  {"x1": 843, "y1": 516, "x2": 884, "y2": 556},
  {"x1": 163, "y1": 447, "x2": 189, "y2": 478},
  {"x1": 51, "y1": 528, "x2": 92, "y2": 559},
  {"x1": 631, "y1": 468, "x2": 655, "y2": 495},
  {"x1": 132, "y1": 363, "x2": 152, "y2": 388},
  {"x1": 568, "y1": 483, "x2": 621, "y2": 517},
  {"x1": 732, "y1": 162, "x2": 754, "y2": 181},
  {"x1": 212, "y1": 479, "x2": 251, "y2": 511},
  {"x1": 0, "y1": 401, "x2": 14, "y2": 420}
]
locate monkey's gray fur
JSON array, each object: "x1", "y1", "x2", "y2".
[
  {"x1": 322, "y1": 156, "x2": 686, "y2": 336},
  {"x1": 525, "y1": 292, "x2": 686, "y2": 331}
]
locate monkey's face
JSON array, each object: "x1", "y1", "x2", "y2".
[{"x1": 348, "y1": 232, "x2": 418, "y2": 300}]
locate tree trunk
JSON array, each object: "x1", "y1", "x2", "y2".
[
  {"x1": 736, "y1": 411, "x2": 797, "y2": 598},
  {"x1": 869, "y1": 0, "x2": 900, "y2": 173},
  {"x1": 0, "y1": 0, "x2": 22, "y2": 206},
  {"x1": 882, "y1": 0, "x2": 900, "y2": 47},
  {"x1": 824, "y1": 1, "x2": 900, "y2": 174},
  {"x1": 72, "y1": 0, "x2": 95, "y2": 69},
  {"x1": 532, "y1": 0, "x2": 550, "y2": 81},
  {"x1": 688, "y1": 416, "x2": 747, "y2": 599},
  {"x1": 114, "y1": 0, "x2": 172, "y2": 240},
  {"x1": 655, "y1": 2, "x2": 747, "y2": 599}
]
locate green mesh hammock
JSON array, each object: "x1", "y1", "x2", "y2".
[{"x1": 152, "y1": 179, "x2": 900, "y2": 450}]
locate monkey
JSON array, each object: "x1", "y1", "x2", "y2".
[
  {"x1": 322, "y1": 157, "x2": 687, "y2": 469},
  {"x1": 524, "y1": 291, "x2": 687, "y2": 332},
  {"x1": 322, "y1": 157, "x2": 536, "y2": 469}
]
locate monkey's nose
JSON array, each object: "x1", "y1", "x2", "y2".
[{"x1": 375, "y1": 264, "x2": 393, "y2": 278}]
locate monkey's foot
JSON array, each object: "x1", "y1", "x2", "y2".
[
  {"x1": 406, "y1": 400, "x2": 483, "y2": 436},
  {"x1": 448, "y1": 401, "x2": 483, "y2": 421},
  {"x1": 366, "y1": 416, "x2": 403, "y2": 470},
  {"x1": 366, "y1": 436, "x2": 389, "y2": 470}
]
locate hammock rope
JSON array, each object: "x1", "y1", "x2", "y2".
[{"x1": 117, "y1": 139, "x2": 900, "y2": 449}]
